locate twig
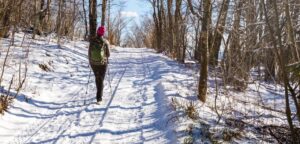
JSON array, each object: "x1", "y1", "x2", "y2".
[
  {"x1": 268, "y1": 128, "x2": 283, "y2": 144},
  {"x1": 0, "y1": 39, "x2": 13, "y2": 87}
]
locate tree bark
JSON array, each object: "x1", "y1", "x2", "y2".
[
  {"x1": 151, "y1": 0, "x2": 161, "y2": 52},
  {"x1": 39, "y1": 0, "x2": 45, "y2": 26},
  {"x1": 263, "y1": 1, "x2": 299, "y2": 142},
  {"x1": 284, "y1": 0, "x2": 300, "y2": 125},
  {"x1": 89, "y1": 0, "x2": 97, "y2": 39},
  {"x1": 210, "y1": 0, "x2": 229, "y2": 66},
  {"x1": 160, "y1": 0, "x2": 166, "y2": 53},
  {"x1": 32, "y1": 0, "x2": 38, "y2": 39},
  {"x1": 56, "y1": 0, "x2": 63, "y2": 44},
  {"x1": 263, "y1": 0, "x2": 275, "y2": 81},
  {"x1": 285, "y1": 0, "x2": 299, "y2": 62},
  {"x1": 198, "y1": 0, "x2": 211, "y2": 102},
  {"x1": 0, "y1": 1, "x2": 12, "y2": 38},
  {"x1": 194, "y1": 18, "x2": 201, "y2": 62},
  {"x1": 167, "y1": 0, "x2": 174, "y2": 54},
  {"x1": 175, "y1": 0, "x2": 183, "y2": 62},
  {"x1": 82, "y1": 0, "x2": 88, "y2": 40},
  {"x1": 107, "y1": 0, "x2": 111, "y2": 39},
  {"x1": 71, "y1": 0, "x2": 76, "y2": 40},
  {"x1": 187, "y1": 0, "x2": 203, "y2": 61},
  {"x1": 101, "y1": 0, "x2": 107, "y2": 26},
  {"x1": 152, "y1": 0, "x2": 163, "y2": 52},
  {"x1": 46, "y1": 0, "x2": 51, "y2": 32},
  {"x1": 223, "y1": 0, "x2": 243, "y2": 89}
]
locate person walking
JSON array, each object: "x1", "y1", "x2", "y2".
[{"x1": 88, "y1": 26, "x2": 110, "y2": 104}]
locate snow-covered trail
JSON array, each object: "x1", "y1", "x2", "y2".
[{"x1": 0, "y1": 38, "x2": 176, "y2": 144}]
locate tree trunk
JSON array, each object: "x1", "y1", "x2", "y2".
[
  {"x1": 107, "y1": 0, "x2": 111, "y2": 39},
  {"x1": 285, "y1": 0, "x2": 300, "y2": 125},
  {"x1": 198, "y1": 0, "x2": 211, "y2": 102},
  {"x1": 39, "y1": 0, "x2": 45, "y2": 32},
  {"x1": 71, "y1": 0, "x2": 76, "y2": 40},
  {"x1": 175, "y1": 0, "x2": 183, "y2": 62},
  {"x1": 223, "y1": 0, "x2": 244, "y2": 89},
  {"x1": 46, "y1": 0, "x2": 51, "y2": 32},
  {"x1": 244, "y1": 0, "x2": 257, "y2": 73},
  {"x1": 82, "y1": 0, "x2": 88, "y2": 40},
  {"x1": 152, "y1": 0, "x2": 161, "y2": 51},
  {"x1": 194, "y1": 19, "x2": 201, "y2": 62},
  {"x1": 285, "y1": 0, "x2": 299, "y2": 62},
  {"x1": 167, "y1": 0, "x2": 174, "y2": 54},
  {"x1": 210, "y1": 0, "x2": 229, "y2": 66},
  {"x1": 32, "y1": 0, "x2": 38, "y2": 39},
  {"x1": 153, "y1": 0, "x2": 163, "y2": 52},
  {"x1": 181, "y1": 23, "x2": 187, "y2": 63},
  {"x1": 159, "y1": 0, "x2": 166, "y2": 53},
  {"x1": 56, "y1": 0, "x2": 62, "y2": 44},
  {"x1": 263, "y1": 1, "x2": 299, "y2": 142},
  {"x1": 89, "y1": 0, "x2": 97, "y2": 39},
  {"x1": 263, "y1": 0, "x2": 275, "y2": 81},
  {"x1": 0, "y1": 1, "x2": 12, "y2": 38},
  {"x1": 11, "y1": 0, "x2": 19, "y2": 45},
  {"x1": 101, "y1": 0, "x2": 107, "y2": 26},
  {"x1": 187, "y1": 0, "x2": 203, "y2": 61}
]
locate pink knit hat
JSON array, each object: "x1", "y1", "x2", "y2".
[{"x1": 97, "y1": 26, "x2": 105, "y2": 37}]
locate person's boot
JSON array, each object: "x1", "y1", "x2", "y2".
[{"x1": 96, "y1": 92, "x2": 102, "y2": 104}]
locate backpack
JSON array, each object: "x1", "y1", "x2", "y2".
[{"x1": 90, "y1": 37, "x2": 107, "y2": 64}]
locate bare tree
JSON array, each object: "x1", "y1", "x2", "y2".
[
  {"x1": 167, "y1": 0, "x2": 174, "y2": 53},
  {"x1": 222, "y1": 0, "x2": 244, "y2": 90},
  {"x1": 263, "y1": 0, "x2": 299, "y2": 142},
  {"x1": 0, "y1": 0, "x2": 13, "y2": 38},
  {"x1": 82, "y1": 0, "x2": 88, "y2": 40},
  {"x1": 101, "y1": 0, "x2": 107, "y2": 26},
  {"x1": 198, "y1": 0, "x2": 211, "y2": 102},
  {"x1": 209, "y1": 0, "x2": 229, "y2": 66},
  {"x1": 89, "y1": 0, "x2": 97, "y2": 39}
]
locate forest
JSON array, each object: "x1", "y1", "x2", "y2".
[{"x1": 0, "y1": 0, "x2": 300, "y2": 143}]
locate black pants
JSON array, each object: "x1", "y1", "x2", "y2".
[{"x1": 91, "y1": 64, "x2": 107, "y2": 101}]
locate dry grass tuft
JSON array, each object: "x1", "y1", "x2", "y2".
[
  {"x1": 185, "y1": 101, "x2": 198, "y2": 120},
  {"x1": 0, "y1": 95, "x2": 12, "y2": 115},
  {"x1": 38, "y1": 63, "x2": 51, "y2": 72},
  {"x1": 222, "y1": 128, "x2": 242, "y2": 141}
]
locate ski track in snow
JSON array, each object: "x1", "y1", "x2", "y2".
[{"x1": 0, "y1": 37, "x2": 176, "y2": 144}]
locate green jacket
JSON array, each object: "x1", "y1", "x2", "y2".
[{"x1": 88, "y1": 36, "x2": 110, "y2": 65}]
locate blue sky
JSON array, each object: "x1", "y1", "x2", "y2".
[
  {"x1": 122, "y1": 0, "x2": 150, "y2": 13},
  {"x1": 95, "y1": 0, "x2": 151, "y2": 29},
  {"x1": 117, "y1": 0, "x2": 151, "y2": 22},
  {"x1": 96, "y1": 0, "x2": 152, "y2": 37}
]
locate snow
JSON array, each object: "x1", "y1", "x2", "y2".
[
  {"x1": 0, "y1": 33, "x2": 176, "y2": 143},
  {"x1": 0, "y1": 33, "x2": 298, "y2": 143}
]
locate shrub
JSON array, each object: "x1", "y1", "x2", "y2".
[{"x1": 0, "y1": 95, "x2": 12, "y2": 115}]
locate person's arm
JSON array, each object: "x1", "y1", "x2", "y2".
[
  {"x1": 106, "y1": 44, "x2": 110, "y2": 57},
  {"x1": 104, "y1": 40, "x2": 110, "y2": 58},
  {"x1": 88, "y1": 44, "x2": 92, "y2": 61}
]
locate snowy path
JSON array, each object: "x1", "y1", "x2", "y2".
[
  {"x1": 0, "y1": 40, "x2": 176, "y2": 144},
  {"x1": 1, "y1": 34, "x2": 293, "y2": 144}
]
